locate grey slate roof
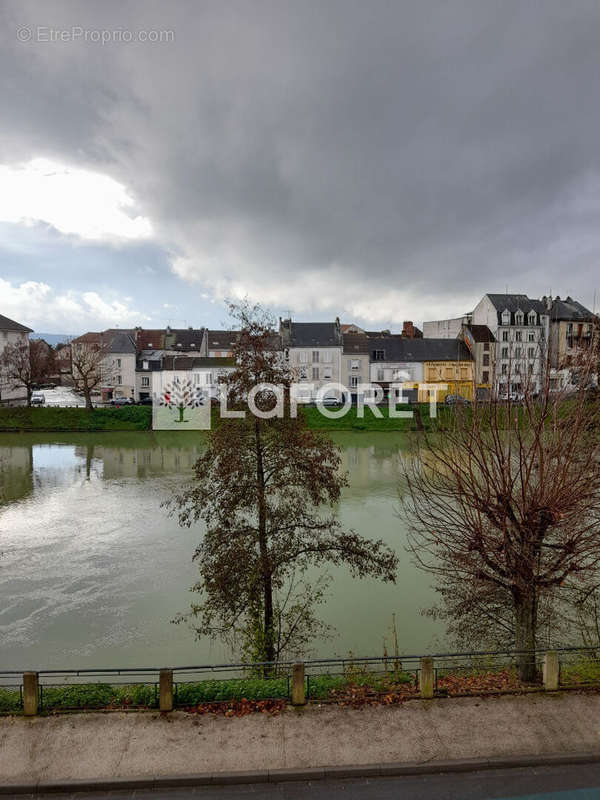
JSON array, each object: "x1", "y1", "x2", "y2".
[
  {"x1": 486, "y1": 293, "x2": 546, "y2": 323},
  {"x1": 343, "y1": 333, "x2": 370, "y2": 354},
  {"x1": 0, "y1": 313, "x2": 33, "y2": 333},
  {"x1": 466, "y1": 325, "x2": 496, "y2": 343},
  {"x1": 550, "y1": 296, "x2": 595, "y2": 321},
  {"x1": 368, "y1": 337, "x2": 472, "y2": 362},
  {"x1": 284, "y1": 321, "x2": 342, "y2": 348},
  {"x1": 107, "y1": 332, "x2": 136, "y2": 354},
  {"x1": 206, "y1": 330, "x2": 239, "y2": 349}
]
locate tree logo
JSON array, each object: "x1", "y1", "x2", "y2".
[{"x1": 152, "y1": 377, "x2": 211, "y2": 430}]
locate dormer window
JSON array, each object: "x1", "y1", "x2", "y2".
[
  {"x1": 373, "y1": 350, "x2": 385, "y2": 361},
  {"x1": 528, "y1": 312, "x2": 537, "y2": 326},
  {"x1": 502, "y1": 310, "x2": 511, "y2": 326},
  {"x1": 515, "y1": 311, "x2": 524, "y2": 326},
  {"x1": 142, "y1": 361, "x2": 149, "y2": 370}
]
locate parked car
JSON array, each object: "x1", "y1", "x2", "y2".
[
  {"x1": 137, "y1": 397, "x2": 153, "y2": 405},
  {"x1": 107, "y1": 397, "x2": 134, "y2": 406},
  {"x1": 445, "y1": 394, "x2": 470, "y2": 406},
  {"x1": 30, "y1": 391, "x2": 46, "y2": 406},
  {"x1": 320, "y1": 396, "x2": 341, "y2": 407}
]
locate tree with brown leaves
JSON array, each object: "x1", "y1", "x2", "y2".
[
  {"x1": 1, "y1": 339, "x2": 53, "y2": 406},
  {"x1": 404, "y1": 351, "x2": 600, "y2": 681},
  {"x1": 168, "y1": 302, "x2": 398, "y2": 666}
]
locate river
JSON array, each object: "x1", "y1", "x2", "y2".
[{"x1": 0, "y1": 431, "x2": 443, "y2": 669}]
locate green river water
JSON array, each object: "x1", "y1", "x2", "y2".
[{"x1": 0, "y1": 431, "x2": 443, "y2": 669}]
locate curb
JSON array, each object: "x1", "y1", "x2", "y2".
[{"x1": 2, "y1": 751, "x2": 600, "y2": 795}]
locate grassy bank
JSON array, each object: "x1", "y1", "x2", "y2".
[
  {"x1": 0, "y1": 404, "x2": 444, "y2": 433},
  {"x1": 0, "y1": 406, "x2": 153, "y2": 431}
]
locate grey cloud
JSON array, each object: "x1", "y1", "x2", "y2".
[{"x1": 1, "y1": 0, "x2": 600, "y2": 322}]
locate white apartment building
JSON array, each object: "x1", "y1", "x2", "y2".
[
  {"x1": 279, "y1": 318, "x2": 343, "y2": 401},
  {"x1": 471, "y1": 294, "x2": 549, "y2": 394},
  {"x1": 0, "y1": 313, "x2": 33, "y2": 404}
]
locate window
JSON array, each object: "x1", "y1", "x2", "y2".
[
  {"x1": 515, "y1": 312, "x2": 523, "y2": 326},
  {"x1": 312, "y1": 367, "x2": 319, "y2": 380},
  {"x1": 528, "y1": 332, "x2": 535, "y2": 342},
  {"x1": 502, "y1": 311, "x2": 510, "y2": 325},
  {"x1": 484, "y1": 342, "x2": 490, "y2": 351},
  {"x1": 350, "y1": 375, "x2": 359, "y2": 388},
  {"x1": 515, "y1": 347, "x2": 521, "y2": 359},
  {"x1": 323, "y1": 367, "x2": 332, "y2": 380},
  {"x1": 515, "y1": 331, "x2": 522, "y2": 342},
  {"x1": 299, "y1": 351, "x2": 309, "y2": 363},
  {"x1": 528, "y1": 312, "x2": 537, "y2": 325},
  {"x1": 377, "y1": 368, "x2": 384, "y2": 381},
  {"x1": 515, "y1": 364, "x2": 521, "y2": 374},
  {"x1": 351, "y1": 359, "x2": 360, "y2": 370},
  {"x1": 299, "y1": 368, "x2": 307, "y2": 380},
  {"x1": 141, "y1": 376, "x2": 149, "y2": 388},
  {"x1": 117, "y1": 375, "x2": 122, "y2": 385},
  {"x1": 501, "y1": 347, "x2": 509, "y2": 359},
  {"x1": 142, "y1": 360, "x2": 149, "y2": 370},
  {"x1": 502, "y1": 331, "x2": 509, "y2": 341},
  {"x1": 483, "y1": 354, "x2": 490, "y2": 366},
  {"x1": 529, "y1": 363, "x2": 534, "y2": 374},
  {"x1": 312, "y1": 351, "x2": 320, "y2": 363},
  {"x1": 322, "y1": 350, "x2": 333, "y2": 363},
  {"x1": 116, "y1": 358, "x2": 121, "y2": 368},
  {"x1": 373, "y1": 350, "x2": 385, "y2": 361},
  {"x1": 502, "y1": 363, "x2": 508, "y2": 375},
  {"x1": 482, "y1": 370, "x2": 489, "y2": 383},
  {"x1": 528, "y1": 347, "x2": 535, "y2": 358}
]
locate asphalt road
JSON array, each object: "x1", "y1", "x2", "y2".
[{"x1": 9, "y1": 762, "x2": 600, "y2": 800}]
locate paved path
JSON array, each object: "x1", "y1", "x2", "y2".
[
  {"x1": 2, "y1": 693, "x2": 600, "y2": 787},
  {"x1": 7, "y1": 763, "x2": 600, "y2": 800}
]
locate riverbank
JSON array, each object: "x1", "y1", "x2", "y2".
[
  {"x1": 0, "y1": 404, "x2": 443, "y2": 432},
  {"x1": 1, "y1": 693, "x2": 599, "y2": 786}
]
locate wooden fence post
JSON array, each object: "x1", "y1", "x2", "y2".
[
  {"x1": 159, "y1": 669, "x2": 174, "y2": 712},
  {"x1": 23, "y1": 672, "x2": 39, "y2": 716},
  {"x1": 420, "y1": 657, "x2": 434, "y2": 699},
  {"x1": 543, "y1": 651, "x2": 559, "y2": 691},
  {"x1": 292, "y1": 661, "x2": 306, "y2": 705}
]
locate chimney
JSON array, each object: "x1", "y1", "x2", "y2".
[{"x1": 402, "y1": 321, "x2": 416, "y2": 338}]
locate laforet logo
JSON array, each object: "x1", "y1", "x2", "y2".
[
  {"x1": 159, "y1": 379, "x2": 205, "y2": 423},
  {"x1": 153, "y1": 379, "x2": 211, "y2": 430}
]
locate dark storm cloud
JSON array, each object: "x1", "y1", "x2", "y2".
[{"x1": 2, "y1": 0, "x2": 600, "y2": 322}]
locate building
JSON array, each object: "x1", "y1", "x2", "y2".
[
  {"x1": 461, "y1": 324, "x2": 496, "y2": 392},
  {"x1": 423, "y1": 315, "x2": 471, "y2": 339},
  {"x1": 0, "y1": 313, "x2": 33, "y2": 404},
  {"x1": 342, "y1": 333, "x2": 370, "y2": 402},
  {"x1": 471, "y1": 294, "x2": 549, "y2": 395},
  {"x1": 401, "y1": 321, "x2": 423, "y2": 339},
  {"x1": 280, "y1": 318, "x2": 343, "y2": 401},
  {"x1": 103, "y1": 331, "x2": 137, "y2": 402},
  {"x1": 164, "y1": 326, "x2": 206, "y2": 353},
  {"x1": 205, "y1": 330, "x2": 238, "y2": 357},
  {"x1": 545, "y1": 296, "x2": 596, "y2": 387},
  {"x1": 368, "y1": 336, "x2": 473, "y2": 401},
  {"x1": 151, "y1": 355, "x2": 235, "y2": 403}
]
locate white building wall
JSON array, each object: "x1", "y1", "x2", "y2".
[
  {"x1": 0, "y1": 329, "x2": 30, "y2": 403},
  {"x1": 289, "y1": 347, "x2": 343, "y2": 399},
  {"x1": 423, "y1": 317, "x2": 470, "y2": 339}
]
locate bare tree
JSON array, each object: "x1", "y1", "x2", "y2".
[
  {"x1": 71, "y1": 340, "x2": 108, "y2": 410},
  {"x1": 404, "y1": 349, "x2": 600, "y2": 681},
  {"x1": 1, "y1": 339, "x2": 52, "y2": 406}
]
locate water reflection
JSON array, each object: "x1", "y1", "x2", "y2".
[{"x1": 0, "y1": 432, "x2": 438, "y2": 669}]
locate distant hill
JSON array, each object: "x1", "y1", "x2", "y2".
[{"x1": 30, "y1": 333, "x2": 75, "y2": 346}]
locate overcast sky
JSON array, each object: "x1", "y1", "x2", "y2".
[{"x1": 1, "y1": 1, "x2": 599, "y2": 334}]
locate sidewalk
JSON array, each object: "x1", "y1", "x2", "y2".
[{"x1": 1, "y1": 692, "x2": 599, "y2": 785}]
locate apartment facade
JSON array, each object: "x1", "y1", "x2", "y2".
[
  {"x1": 342, "y1": 333, "x2": 370, "y2": 402},
  {"x1": 280, "y1": 318, "x2": 343, "y2": 401},
  {"x1": 546, "y1": 296, "x2": 596, "y2": 387},
  {"x1": 471, "y1": 294, "x2": 549, "y2": 394},
  {"x1": 0, "y1": 313, "x2": 33, "y2": 404}
]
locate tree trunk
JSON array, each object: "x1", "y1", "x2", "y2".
[
  {"x1": 84, "y1": 386, "x2": 93, "y2": 411},
  {"x1": 254, "y1": 418, "x2": 275, "y2": 669},
  {"x1": 514, "y1": 591, "x2": 538, "y2": 683}
]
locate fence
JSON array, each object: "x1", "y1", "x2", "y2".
[{"x1": 1, "y1": 646, "x2": 599, "y2": 716}]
